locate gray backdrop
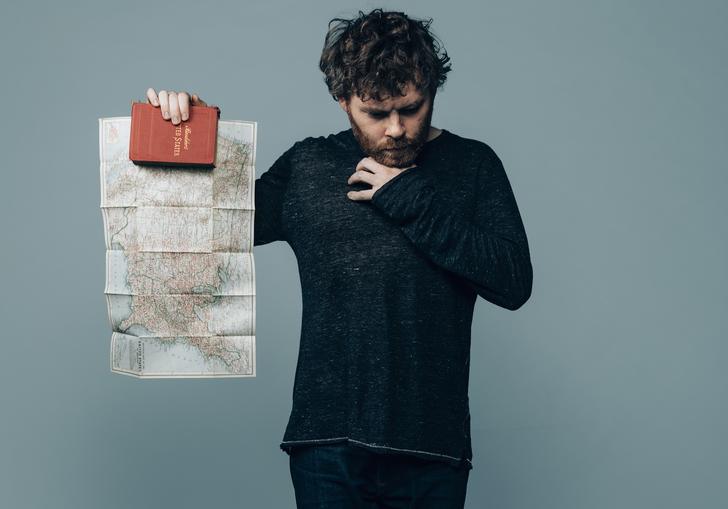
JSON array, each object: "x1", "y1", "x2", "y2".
[{"x1": 1, "y1": 0, "x2": 726, "y2": 507}]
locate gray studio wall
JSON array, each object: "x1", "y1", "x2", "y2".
[{"x1": 1, "y1": 0, "x2": 726, "y2": 507}]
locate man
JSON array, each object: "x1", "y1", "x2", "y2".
[{"x1": 146, "y1": 8, "x2": 532, "y2": 508}]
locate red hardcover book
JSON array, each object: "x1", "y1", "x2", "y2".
[{"x1": 128, "y1": 101, "x2": 221, "y2": 168}]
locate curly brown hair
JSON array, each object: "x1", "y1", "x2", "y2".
[{"x1": 319, "y1": 8, "x2": 452, "y2": 103}]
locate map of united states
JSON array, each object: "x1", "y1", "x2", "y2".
[{"x1": 99, "y1": 116, "x2": 257, "y2": 378}]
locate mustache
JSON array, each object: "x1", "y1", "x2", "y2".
[
  {"x1": 379, "y1": 134, "x2": 428, "y2": 151},
  {"x1": 380, "y1": 142, "x2": 410, "y2": 150}
]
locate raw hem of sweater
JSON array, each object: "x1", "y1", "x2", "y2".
[{"x1": 279, "y1": 437, "x2": 473, "y2": 470}]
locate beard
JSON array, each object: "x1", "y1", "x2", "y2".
[{"x1": 347, "y1": 102, "x2": 434, "y2": 168}]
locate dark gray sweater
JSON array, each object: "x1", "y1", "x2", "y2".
[{"x1": 254, "y1": 128, "x2": 532, "y2": 469}]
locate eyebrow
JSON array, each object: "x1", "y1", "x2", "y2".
[{"x1": 360, "y1": 98, "x2": 425, "y2": 114}]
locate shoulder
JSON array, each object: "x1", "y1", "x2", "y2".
[
  {"x1": 444, "y1": 130, "x2": 500, "y2": 160},
  {"x1": 284, "y1": 129, "x2": 353, "y2": 157},
  {"x1": 441, "y1": 130, "x2": 505, "y2": 172},
  {"x1": 293, "y1": 128, "x2": 352, "y2": 149}
]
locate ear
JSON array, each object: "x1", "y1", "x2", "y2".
[{"x1": 337, "y1": 97, "x2": 350, "y2": 113}]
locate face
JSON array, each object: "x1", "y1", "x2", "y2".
[{"x1": 338, "y1": 82, "x2": 435, "y2": 167}]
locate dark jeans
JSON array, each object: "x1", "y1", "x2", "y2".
[{"x1": 288, "y1": 442, "x2": 470, "y2": 508}]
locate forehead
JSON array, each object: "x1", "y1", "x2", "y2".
[{"x1": 350, "y1": 83, "x2": 428, "y2": 109}]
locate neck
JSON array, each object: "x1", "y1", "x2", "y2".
[{"x1": 427, "y1": 126, "x2": 443, "y2": 142}]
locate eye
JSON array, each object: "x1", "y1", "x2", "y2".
[{"x1": 368, "y1": 107, "x2": 418, "y2": 119}]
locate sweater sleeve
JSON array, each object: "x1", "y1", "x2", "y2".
[
  {"x1": 370, "y1": 147, "x2": 533, "y2": 310},
  {"x1": 253, "y1": 142, "x2": 297, "y2": 246}
]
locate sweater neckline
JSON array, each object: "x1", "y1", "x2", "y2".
[{"x1": 426, "y1": 128, "x2": 449, "y2": 145}]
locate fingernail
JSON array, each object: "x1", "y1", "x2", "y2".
[
  {"x1": 152, "y1": 98, "x2": 159, "y2": 106},
  {"x1": 172, "y1": 115, "x2": 179, "y2": 123},
  {"x1": 181, "y1": 113, "x2": 188, "y2": 121},
  {"x1": 162, "y1": 111, "x2": 169, "y2": 119}
]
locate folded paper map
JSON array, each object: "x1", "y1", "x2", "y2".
[{"x1": 98, "y1": 116, "x2": 257, "y2": 378}]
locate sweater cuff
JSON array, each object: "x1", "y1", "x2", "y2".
[{"x1": 371, "y1": 167, "x2": 435, "y2": 224}]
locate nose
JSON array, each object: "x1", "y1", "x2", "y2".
[{"x1": 384, "y1": 111, "x2": 405, "y2": 139}]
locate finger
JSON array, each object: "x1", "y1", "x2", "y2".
[
  {"x1": 178, "y1": 91, "x2": 190, "y2": 121},
  {"x1": 347, "y1": 169, "x2": 375, "y2": 186},
  {"x1": 355, "y1": 157, "x2": 380, "y2": 173},
  {"x1": 191, "y1": 93, "x2": 208, "y2": 107},
  {"x1": 168, "y1": 91, "x2": 181, "y2": 125},
  {"x1": 347, "y1": 189, "x2": 374, "y2": 201},
  {"x1": 158, "y1": 90, "x2": 170, "y2": 119},
  {"x1": 146, "y1": 87, "x2": 159, "y2": 106}
]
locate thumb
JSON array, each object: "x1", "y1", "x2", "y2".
[{"x1": 191, "y1": 94, "x2": 208, "y2": 106}]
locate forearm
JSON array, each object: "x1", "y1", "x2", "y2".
[{"x1": 371, "y1": 158, "x2": 532, "y2": 310}]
